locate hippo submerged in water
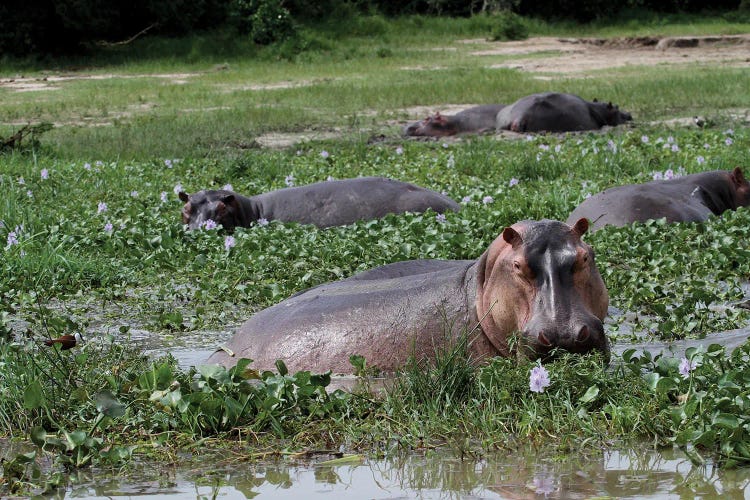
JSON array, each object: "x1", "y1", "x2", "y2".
[
  {"x1": 566, "y1": 167, "x2": 750, "y2": 232},
  {"x1": 179, "y1": 177, "x2": 460, "y2": 230},
  {"x1": 403, "y1": 104, "x2": 506, "y2": 137},
  {"x1": 496, "y1": 92, "x2": 632, "y2": 133},
  {"x1": 208, "y1": 219, "x2": 609, "y2": 374}
]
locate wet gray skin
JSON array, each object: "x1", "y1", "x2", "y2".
[
  {"x1": 403, "y1": 104, "x2": 506, "y2": 137},
  {"x1": 495, "y1": 92, "x2": 632, "y2": 133},
  {"x1": 566, "y1": 167, "x2": 750, "y2": 232},
  {"x1": 208, "y1": 218, "x2": 610, "y2": 374},
  {"x1": 179, "y1": 176, "x2": 460, "y2": 230}
]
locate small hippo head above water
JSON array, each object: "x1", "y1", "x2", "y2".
[
  {"x1": 592, "y1": 98, "x2": 633, "y2": 126},
  {"x1": 403, "y1": 112, "x2": 455, "y2": 137},
  {"x1": 179, "y1": 190, "x2": 244, "y2": 231},
  {"x1": 475, "y1": 218, "x2": 609, "y2": 360}
]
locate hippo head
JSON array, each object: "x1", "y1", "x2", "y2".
[
  {"x1": 179, "y1": 190, "x2": 242, "y2": 231},
  {"x1": 475, "y1": 218, "x2": 609, "y2": 360},
  {"x1": 402, "y1": 113, "x2": 455, "y2": 137},
  {"x1": 730, "y1": 167, "x2": 750, "y2": 208}
]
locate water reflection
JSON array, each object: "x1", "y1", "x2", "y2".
[{"x1": 26, "y1": 444, "x2": 749, "y2": 499}]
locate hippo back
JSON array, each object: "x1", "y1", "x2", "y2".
[
  {"x1": 208, "y1": 259, "x2": 479, "y2": 374},
  {"x1": 254, "y1": 176, "x2": 460, "y2": 228}
]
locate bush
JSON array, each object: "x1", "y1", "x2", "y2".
[
  {"x1": 489, "y1": 11, "x2": 529, "y2": 40},
  {"x1": 233, "y1": 0, "x2": 296, "y2": 45}
]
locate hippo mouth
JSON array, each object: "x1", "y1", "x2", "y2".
[{"x1": 518, "y1": 326, "x2": 611, "y2": 362}]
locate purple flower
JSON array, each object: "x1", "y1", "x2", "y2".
[
  {"x1": 697, "y1": 156, "x2": 705, "y2": 165},
  {"x1": 655, "y1": 137, "x2": 664, "y2": 144},
  {"x1": 592, "y1": 146, "x2": 599, "y2": 154},
  {"x1": 461, "y1": 196, "x2": 471, "y2": 204},
  {"x1": 664, "y1": 169, "x2": 675, "y2": 180},
  {"x1": 104, "y1": 222, "x2": 113, "y2": 233},
  {"x1": 442, "y1": 143, "x2": 449, "y2": 149},
  {"x1": 584, "y1": 192, "x2": 592, "y2": 199},
  {"x1": 130, "y1": 190, "x2": 138, "y2": 198},
  {"x1": 160, "y1": 191, "x2": 168, "y2": 203},
  {"x1": 95, "y1": 161, "x2": 103, "y2": 167},
  {"x1": 725, "y1": 138, "x2": 733, "y2": 146},
  {"x1": 509, "y1": 178, "x2": 519, "y2": 187},
  {"x1": 724, "y1": 128, "x2": 734, "y2": 135},
  {"x1": 435, "y1": 213, "x2": 447, "y2": 224},
  {"x1": 257, "y1": 218, "x2": 269, "y2": 226},
  {"x1": 703, "y1": 143, "x2": 710, "y2": 150},
  {"x1": 84, "y1": 162, "x2": 92, "y2": 171},
  {"x1": 40, "y1": 168, "x2": 49, "y2": 180},
  {"x1": 482, "y1": 195, "x2": 494, "y2": 205},
  {"x1": 326, "y1": 175, "x2": 334, "y2": 181},
  {"x1": 18, "y1": 177, "x2": 25, "y2": 185},
  {"x1": 173, "y1": 183, "x2": 183, "y2": 195},
  {"x1": 6, "y1": 230, "x2": 19, "y2": 249},
  {"x1": 607, "y1": 140, "x2": 616, "y2": 153},
  {"x1": 679, "y1": 357, "x2": 693, "y2": 378},
  {"x1": 554, "y1": 144, "x2": 561, "y2": 153},
  {"x1": 222, "y1": 184, "x2": 233, "y2": 191},
  {"x1": 653, "y1": 171, "x2": 664, "y2": 180},
  {"x1": 26, "y1": 190, "x2": 33, "y2": 198},
  {"x1": 539, "y1": 144, "x2": 549, "y2": 151},
  {"x1": 320, "y1": 150, "x2": 329, "y2": 159},
  {"x1": 533, "y1": 472, "x2": 555, "y2": 496},
  {"x1": 529, "y1": 365, "x2": 551, "y2": 393},
  {"x1": 165, "y1": 159, "x2": 173, "y2": 168},
  {"x1": 396, "y1": 147, "x2": 404, "y2": 155},
  {"x1": 97, "y1": 202, "x2": 107, "y2": 214},
  {"x1": 202, "y1": 219, "x2": 218, "y2": 230},
  {"x1": 447, "y1": 154, "x2": 455, "y2": 169},
  {"x1": 525, "y1": 135, "x2": 534, "y2": 141},
  {"x1": 296, "y1": 150, "x2": 303, "y2": 156},
  {"x1": 671, "y1": 144, "x2": 680, "y2": 152},
  {"x1": 285, "y1": 174, "x2": 295, "y2": 187},
  {"x1": 641, "y1": 135, "x2": 649, "y2": 144},
  {"x1": 224, "y1": 235, "x2": 236, "y2": 251}
]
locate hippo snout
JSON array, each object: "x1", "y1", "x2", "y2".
[{"x1": 525, "y1": 315, "x2": 608, "y2": 359}]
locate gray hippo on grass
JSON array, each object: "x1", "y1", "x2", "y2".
[
  {"x1": 566, "y1": 167, "x2": 750, "y2": 232},
  {"x1": 403, "y1": 104, "x2": 507, "y2": 137},
  {"x1": 496, "y1": 92, "x2": 632, "y2": 133},
  {"x1": 208, "y1": 218, "x2": 610, "y2": 374},
  {"x1": 179, "y1": 177, "x2": 460, "y2": 230}
]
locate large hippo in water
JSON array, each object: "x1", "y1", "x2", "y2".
[
  {"x1": 566, "y1": 167, "x2": 750, "y2": 232},
  {"x1": 403, "y1": 104, "x2": 506, "y2": 137},
  {"x1": 496, "y1": 92, "x2": 632, "y2": 133},
  {"x1": 179, "y1": 177, "x2": 460, "y2": 230},
  {"x1": 208, "y1": 218, "x2": 610, "y2": 374}
]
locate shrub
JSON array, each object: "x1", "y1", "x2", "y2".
[{"x1": 233, "y1": 0, "x2": 296, "y2": 45}]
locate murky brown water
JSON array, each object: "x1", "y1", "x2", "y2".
[{"x1": 3, "y1": 442, "x2": 750, "y2": 499}]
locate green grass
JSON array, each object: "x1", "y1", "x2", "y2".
[{"x1": 2, "y1": 12, "x2": 750, "y2": 495}]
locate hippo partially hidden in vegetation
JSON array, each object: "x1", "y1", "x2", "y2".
[
  {"x1": 208, "y1": 219, "x2": 610, "y2": 374},
  {"x1": 566, "y1": 167, "x2": 750, "y2": 232},
  {"x1": 496, "y1": 92, "x2": 632, "y2": 133},
  {"x1": 179, "y1": 177, "x2": 460, "y2": 230},
  {"x1": 403, "y1": 104, "x2": 506, "y2": 137}
]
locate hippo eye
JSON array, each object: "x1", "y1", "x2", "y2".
[{"x1": 513, "y1": 261, "x2": 521, "y2": 271}]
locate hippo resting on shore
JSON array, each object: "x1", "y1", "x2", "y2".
[
  {"x1": 403, "y1": 104, "x2": 506, "y2": 137},
  {"x1": 495, "y1": 92, "x2": 632, "y2": 133},
  {"x1": 179, "y1": 177, "x2": 460, "y2": 230},
  {"x1": 566, "y1": 167, "x2": 750, "y2": 232},
  {"x1": 208, "y1": 219, "x2": 610, "y2": 374}
]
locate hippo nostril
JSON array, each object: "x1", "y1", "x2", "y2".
[
  {"x1": 576, "y1": 325, "x2": 590, "y2": 344},
  {"x1": 538, "y1": 331, "x2": 552, "y2": 347}
]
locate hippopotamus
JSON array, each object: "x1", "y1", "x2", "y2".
[
  {"x1": 495, "y1": 92, "x2": 632, "y2": 133},
  {"x1": 403, "y1": 104, "x2": 506, "y2": 137},
  {"x1": 179, "y1": 177, "x2": 460, "y2": 230},
  {"x1": 208, "y1": 218, "x2": 610, "y2": 374},
  {"x1": 566, "y1": 167, "x2": 750, "y2": 232}
]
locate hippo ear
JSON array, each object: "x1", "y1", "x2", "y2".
[
  {"x1": 571, "y1": 218, "x2": 589, "y2": 237},
  {"x1": 593, "y1": 98, "x2": 599, "y2": 103},
  {"x1": 731, "y1": 166, "x2": 746, "y2": 186},
  {"x1": 221, "y1": 194, "x2": 235, "y2": 204},
  {"x1": 607, "y1": 102, "x2": 613, "y2": 109},
  {"x1": 502, "y1": 226, "x2": 523, "y2": 248},
  {"x1": 178, "y1": 191, "x2": 189, "y2": 203}
]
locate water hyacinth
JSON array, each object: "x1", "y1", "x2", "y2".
[
  {"x1": 26, "y1": 190, "x2": 33, "y2": 198},
  {"x1": 554, "y1": 144, "x2": 561, "y2": 153},
  {"x1": 130, "y1": 191, "x2": 138, "y2": 198},
  {"x1": 320, "y1": 150, "x2": 329, "y2": 159},
  {"x1": 257, "y1": 218, "x2": 269, "y2": 226},
  {"x1": 529, "y1": 365, "x2": 551, "y2": 393},
  {"x1": 396, "y1": 147, "x2": 404, "y2": 155},
  {"x1": 104, "y1": 222, "x2": 113, "y2": 233},
  {"x1": 664, "y1": 169, "x2": 675, "y2": 180},
  {"x1": 725, "y1": 138, "x2": 733, "y2": 146},
  {"x1": 697, "y1": 156, "x2": 706, "y2": 165},
  {"x1": 442, "y1": 143, "x2": 449, "y2": 149},
  {"x1": 173, "y1": 183, "x2": 183, "y2": 195},
  {"x1": 224, "y1": 235, "x2": 236, "y2": 251},
  {"x1": 222, "y1": 184, "x2": 233, "y2": 191},
  {"x1": 18, "y1": 177, "x2": 25, "y2": 185},
  {"x1": 326, "y1": 176, "x2": 335, "y2": 181},
  {"x1": 5, "y1": 230, "x2": 19, "y2": 250},
  {"x1": 164, "y1": 159, "x2": 173, "y2": 168},
  {"x1": 41, "y1": 168, "x2": 49, "y2": 180},
  {"x1": 97, "y1": 202, "x2": 107, "y2": 214},
  {"x1": 447, "y1": 154, "x2": 455, "y2": 169},
  {"x1": 285, "y1": 174, "x2": 295, "y2": 187},
  {"x1": 509, "y1": 178, "x2": 519, "y2": 187},
  {"x1": 202, "y1": 219, "x2": 218, "y2": 230},
  {"x1": 84, "y1": 162, "x2": 92, "y2": 171},
  {"x1": 482, "y1": 195, "x2": 494, "y2": 205},
  {"x1": 160, "y1": 191, "x2": 168, "y2": 203},
  {"x1": 641, "y1": 135, "x2": 649, "y2": 143},
  {"x1": 671, "y1": 144, "x2": 680, "y2": 152},
  {"x1": 679, "y1": 357, "x2": 694, "y2": 378},
  {"x1": 461, "y1": 195, "x2": 472, "y2": 204},
  {"x1": 435, "y1": 213, "x2": 447, "y2": 224}
]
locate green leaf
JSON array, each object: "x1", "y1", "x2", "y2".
[
  {"x1": 23, "y1": 380, "x2": 44, "y2": 409},
  {"x1": 95, "y1": 390, "x2": 126, "y2": 418},
  {"x1": 579, "y1": 385, "x2": 600, "y2": 403}
]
